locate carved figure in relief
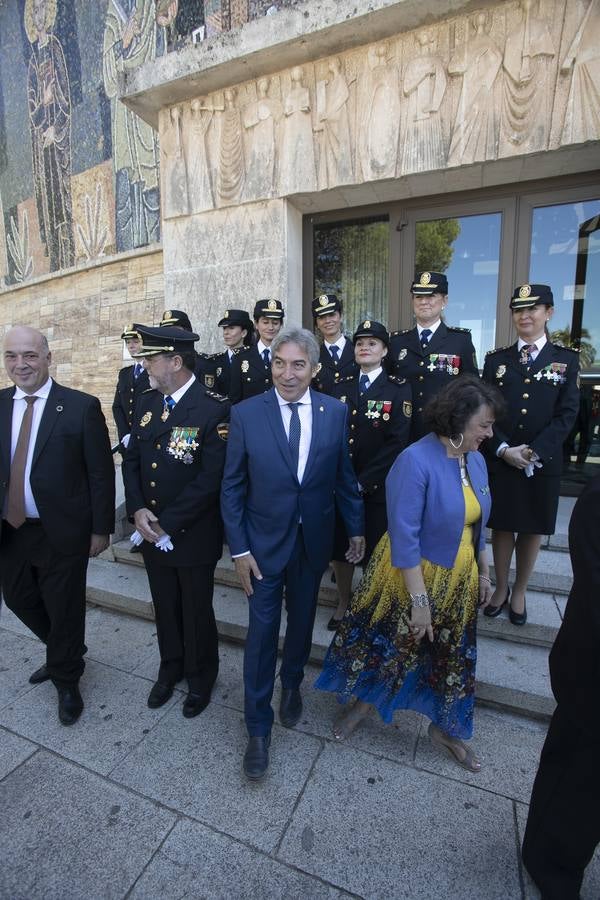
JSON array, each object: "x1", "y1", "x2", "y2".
[
  {"x1": 161, "y1": 106, "x2": 189, "y2": 219},
  {"x1": 187, "y1": 98, "x2": 215, "y2": 213},
  {"x1": 357, "y1": 43, "x2": 400, "y2": 181},
  {"x1": 499, "y1": 0, "x2": 555, "y2": 157},
  {"x1": 315, "y1": 57, "x2": 353, "y2": 189},
  {"x1": 279, "y1": 66, "x2": 317, "y2": 195},
  {"x1": 560, "y1": 0, "x2": 600, "y2": 145},
  {"x1": 447, "y1": 13, "x2": 502, "y2": 166},
  {"x1": 103, "y1": 0, "x2": 161, "y2": 250},
  {"x1": 243, "y1": 78, "x2": 282, "y2": 199},
  {"x1": 26, "y1": 0, "x2": 75, "y2": 271},
  {"x1": 216, "y1": 88, "x2": 245, "y2": 205},
  {"x1": 400, "y1": 30, "x2": 447, "y2": 175}
]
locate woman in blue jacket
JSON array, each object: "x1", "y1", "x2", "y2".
[{"x1": 315, "y1": 376, "x2": 502, "y2": 772}]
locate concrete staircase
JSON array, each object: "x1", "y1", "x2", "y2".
[{"x1": 87, "y1": 529, "x2": 573, "y2": 722}]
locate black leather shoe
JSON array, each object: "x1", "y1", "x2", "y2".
[
  {"x1": 279, "y1": 688, "x2": 302, "y2": 728},
  {"x1": 147, "y1": 681, "x2": 174, "y2": 709},
  {"x1": 57, "y1": 685, "x2": 83, "y2": 726},
  {"x1": 483, "y1": 588, "x2": 510, "y2": 618},
  {"x1": 243, "y1": 735, "x2": 271, "y2": 780},
  {"x1": 29, "y1": 664, "x2": 51, "y2": 685},
  {"x1": 509, "y1": 599, "x2": 527, "y2": 626},
  {"x1": 182, "y1": 689, "x2": 211, "y2": 718}
]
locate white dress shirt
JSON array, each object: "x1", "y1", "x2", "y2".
[
  {"x1": 167, "y1": 374, "x2": 195, "y2": 404},
  {"x1": 257, "y1": 340, "x2": 271, "y2": 362},
  {"x1": 275, "y1": 387, "x2": 313, "y2": 483},
  {"x1": 358, "y1": 366, "x2": 383, "y2": 390},
  {"x1": 518, "y1": 334, "x2": 546, "y2": 361},
  {"x1": 417, "y1": 320, "x2": 441, "y2": 339},
  {"x1": 9, "y1": 376, "x2": 53, "y2": 519},
  {"x1": 324, "y1": 335, "x2": 347, "y2": 358}
]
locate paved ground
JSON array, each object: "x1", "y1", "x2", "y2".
[{"x1": 0, "y1": 603, "x2": 598, "y2": 900}]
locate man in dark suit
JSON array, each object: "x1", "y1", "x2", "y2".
[
  {"x1": 221, "y1": 326, "x2": 364, "y2": 780},
  {"x1": 228, "y1": 299, "x2": 284, "y2": 403},
  {"x1": 213, "y1": 308, "x2": 254, "y2": 397},
  {"x1": 123, "y1": 325, "x2": 230, "y2": 718},
  {"x1": 388, "y1": 272, "x2": 479, "y2": 441},
  {"x1": 0, "y1": 326, "x2": 115, "y2": 725},
  {"x1": 522, "y1": 474, "x2": 600, "y2": 899},
  {"x1": 310, "y1": 294, "x2": 358, "y2": 395},
  {"x1": 112, "y1": 325, "x2": 150, "y2": 453}
]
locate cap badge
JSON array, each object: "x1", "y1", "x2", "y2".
[
  {"x1": 519, "y1": 284, "x2": 532, "y2": 299},
  {"x1": 164, "y1": 310, "x2": 172, "y2": 320},
  {"x1": 224, "y1": 310, "x2": 229, "y2": 318},
  {"x1": 267, "y1": 299, "x2": 277, "y2": 311},
  {"x1": 420, "y1": 272, "x2": 431, "y2": 286},
  {"x1": 363, "y1": 320, "x2": 371, "y2": 329},
  {"x1": 319, "y1": 295, "x2": 329, "y2": 306}
]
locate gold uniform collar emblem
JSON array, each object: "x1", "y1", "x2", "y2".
[
  {"x1": 420, "y1": 272, "x2": 431, "y2": 286},
  {"x1": 140, "y1": 411, "x2": 152, "y2": 427},
  {"x1": 519, "y1": 284, "x2": 532, "y2": 298}
]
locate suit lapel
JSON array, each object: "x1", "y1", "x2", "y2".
[
  {"x1": 0, "y1": 388, "x2": 15, "y2": 474},
  {"x1": 32, "y1": 381, "x2": 64, "y2": 467},
  {"x1": 301, "y1": 391, "x2": 323, "y2": 485},
  {"x1": 251, "y1": 345, "x2": 269, "y2": 375},
  {"x1": 425, "y1": 322, "x2": 448, "y2": 356},
  {"x1": 405, "y1": 327, "x2": 423, "y2": 358},
  {"x1": 529, "y1": 341, "x2": 553, "y2": 376},
  {"x1": 263, "y1": 390, "x2": 298, "y2": 480},
  {"x1": 153, "y1": 382, "x2": 200, "y2": 438}
]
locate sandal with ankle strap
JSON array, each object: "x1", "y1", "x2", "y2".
[{"x1": 428, "y1": 723, "x2": 481, "y2": 773}]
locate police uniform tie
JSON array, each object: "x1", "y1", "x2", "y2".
[
  {"x1": 162, "y1": 394, "x2": 176, "y2": 420},
  {"x1": 262, "y1": 348, "x2": 271, "y2": 367},
  {"x1": 6, "y1": 395, "x2": 38, "y2": 528},
  {"x1": 288, "y1": 402, "x2": 301, "y2": 474},
  {"x1": 520, "y1": 343, "x2": 537, "y2": 366},
  {"x1": 359, "y1": 373, "x2": 370, "y2": 395},
  {"x1": 329, "y1": 345, "x2": 340, "y2": 364},
  {"x1": 133, "y1": 363, "x2": 143, "y2": 379},
  {"x1": 420, "y1": 328, "x2": 432, "y2": 350}
]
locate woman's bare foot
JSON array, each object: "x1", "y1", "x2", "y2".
[
  {"x1": 333, "y1": 700, "x2": 370, "y2": 741},
  {"x1": 428, "y1": 722, "x2": 481, "y2": 773}
]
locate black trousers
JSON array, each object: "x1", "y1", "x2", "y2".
[
  {"x1": 142, "y1": 552, "x2": 219, "y2": 692},
  {"x1": 0, "y1": 520, "x2": 88, "y2": 685},
  {"x1": 522, "y1": 703, "x2": 600, "y2": 900}
]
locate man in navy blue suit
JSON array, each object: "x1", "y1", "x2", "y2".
[{"x1": 221, "y1": 327, "x2": 364, "y2": 780}]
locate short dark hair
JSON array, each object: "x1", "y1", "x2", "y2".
[
  {"x1": 164, "y1": 350, "x2": 196, "y2": 372},
  {"x1": 424, "y1": 375, "x2": 505, "y2": 439}
]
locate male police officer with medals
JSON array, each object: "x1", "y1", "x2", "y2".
[
  {"x1": 389, "y1": 272, "x2": 478, "y2": 441},
  {"x1": 311, "y1": 293, "x2": 358, "y2": 395},
  {"x1": 228, "y1": 299, "x2": 284, "y2": 403},
  {"x1": 159, "y1": 309, "x2": 220, "y2": 390},
  {"x1": 213, "y1": 308, "x2": 254, "y2": 397},
  {"x1": 122, "y1": 325, "x2": 230, "y2": 717},
  {"x1": 112, "y1": 325, "x2": 150, "y2": 454}
]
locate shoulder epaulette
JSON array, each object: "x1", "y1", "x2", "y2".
[
  {"x1": 338, "y1": 374, "x2": 356, "y2": 383},
  {"x1": 197, "y1": 351, "x2": 220, "y2": 360},
  {"x1": 390, "y1": 329, "x2": 412, "y2": 337},
  {"x1": 204, "y1": 390, "x2": 228, "y2": 402},
  {"x1": 447, "y1": 325, "x2": 472, "y2": 334},
  {"x1": 388, "y1": 375, "x2": 407, "y2": 385},
  {"x1": 141, "y1": 387, "x2": 156, "y2": 394},
  {"x1": 552, "y1": 342, "x2": 580, "y2": 353},
  {"x1": 485, "y1": 344, "x2": 512, "y2": 356}
]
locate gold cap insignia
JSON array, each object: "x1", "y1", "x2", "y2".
[
  {"x1": 164, "y1": 310, "x2": 172, "y2": 320},
  {"x1": 140, "y1": 411, "x2": 152, "y2": 427},
  {"x1": 319, "y1": 295, "x2": 329, "y2": 306},
  {"x1": 267, "y1": 299, "x2": 277, "y2": 311},
  {"x1": 420, "y1": 272, "x2": 431, "y2": 286},
  {"x1": 363, "y1": 320, "x2": 371, "y2": 329},
  {"x1": 241, "y1": 360, "x2": 250, "y2": 373},
  {"x1": 519, "y1": 284, "x2": 532, "y2": 299},
  {"x1": 224, "y1": 310, "x2": 229, "y2": 318},
  {"x1": 217, "y1": 422, "x2": 229, "y2": 441}
]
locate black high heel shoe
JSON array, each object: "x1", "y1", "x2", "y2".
[
  {"x1": 483, "y1": 588, "x2": 510, "y2": 618},
  {"x1": 509, "y1": 597, "x2": 527, "y2": 626}
]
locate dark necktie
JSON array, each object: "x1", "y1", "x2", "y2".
[
  {"x1": 6, "y1": 395, "x2": 38, "y2": 528},
  {"x1": 288, "y1": 402, "x2": 301, "y2": 474},
  {"x1": 359, "y1": 373, "x2": 370, "y2": 395},
  {"x1": 420, "y1": 328, "x2": 432, "y2": 350},
  {"x1": 262, "y1": 348, "x2": 270, "y2": 367},
  {"x1": 162, "y1": 394, "x2": 176, "y2": 421},
  {"x1": 134, "y1": 363, "x2": 143, "y2": 379},
  {"x1": 329, "y1": 345, "x2": 340, "y2": 364},
  {"x1": 520, "y1": 343, "x2": 537, "y2": 366}
]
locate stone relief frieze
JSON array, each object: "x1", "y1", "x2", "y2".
[{"x1": 158, "y1": 0, "x2": 600, "y2": 220}]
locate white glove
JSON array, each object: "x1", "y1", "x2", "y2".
[
  {"x1": 524, "y1": 459, "x2": 543, "y2": 478},
  {"x1": 156, "y1": 533, "x2": 174, "y2": 552},
  {"x1": 121, "y1": 434, "x2": 131, "y2": 449},
  {"x1": 130, "y1": 530, "x2": 144, "y2": 546}
]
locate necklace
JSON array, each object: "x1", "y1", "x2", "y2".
[{"x1": 458, "y1": 454, "x2": 469, "y2": 486}]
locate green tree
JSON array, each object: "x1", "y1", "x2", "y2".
[
  {"x1": 415, "y1": 218, "x2": 461, "y2": 273},
  {"x1": 549, "y1": 325, "x2": 596, "y2": 368}
]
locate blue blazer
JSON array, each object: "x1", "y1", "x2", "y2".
[
  {"x1": 386, "y1": 432, "x2": 491, "y2": 569},
  {"x1": 221, "y1": 388, "x2": 364, "y2": 575}
]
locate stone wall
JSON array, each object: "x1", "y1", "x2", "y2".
[{"x1": 0, "y1": 248, "x2": 164, "y2": 445}]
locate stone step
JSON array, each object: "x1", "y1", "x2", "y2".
[
  {"x1": 86, "y1": 558, "x2": 555, "y2": 721},
  {"x1": 107, "y1": 541, "x2": 564, "y2": 648}
]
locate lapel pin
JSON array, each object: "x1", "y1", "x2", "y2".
[
  {"x1": 319, "y1": 406, "x2": 324, "y2": 412},
  {"x1": 56, "y1": 405, "x2": 63, "y2": 412}
]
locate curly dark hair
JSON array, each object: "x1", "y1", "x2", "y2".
[{"x1": 424, "y1": 375, "x2": 505, "y2": 440}]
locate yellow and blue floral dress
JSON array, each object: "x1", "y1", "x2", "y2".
[{"x1": 315, "y1": 484, "x2": 481, "y2": 739}]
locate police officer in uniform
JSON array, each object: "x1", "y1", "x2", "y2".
[
  {"x1": 159, "y1": 309, "x2": 219, "y2": 390},
  {"x1": 329, "y1": 320, "x2": 412, "y2": 629},
  {"x1": 482, "y1": 284, "x2": 579, "y2": 626},
  {"x1": 229, "y1": 299, "x2": 284, "y2": 403},
  {"x1": 389, "y1": 272, "x2": 478, "y2": 441},
  {"x1": 311, "y1": 293, "x2": 358, "y2": 395},
  {"x1": 213, "y1": 309, "x2": 254, "y2": 396},
  {"x1": 123, "y1": 325, "x2": 230, "y2": 717},
  {"x1": 112, "y1": 325, "x2": 150, "y2": 453}
]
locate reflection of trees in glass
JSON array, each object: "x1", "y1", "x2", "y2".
[
  {"x1": 415, "y1": 218, "x2": 460, "y2": 273},
  {"x1": 314, "y1": 218, "x2": 388, "y2": 331},
  {"x1": 550, "y1": 325, "x2": 596, "y2": 368}
]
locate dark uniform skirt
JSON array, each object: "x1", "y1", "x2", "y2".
[{"x1": 488, "y1": 466, "x2": 560, "y2": 535}]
